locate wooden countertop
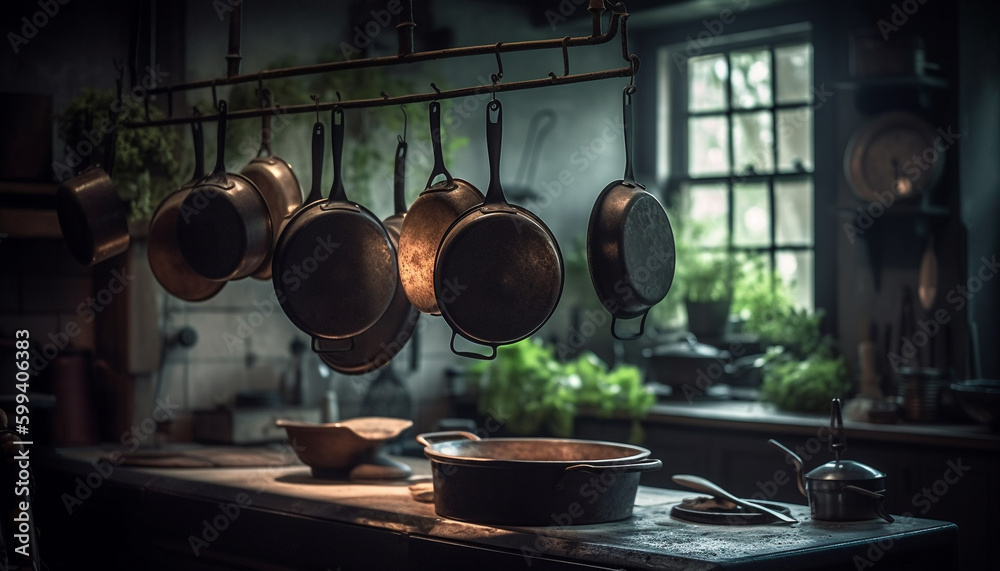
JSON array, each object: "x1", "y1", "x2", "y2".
[{"x1": 44, "y1": 447, "x2": 958, "y2": 570}]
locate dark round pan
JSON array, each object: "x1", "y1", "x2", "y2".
[
  {"x1": 397, "y1": 101, "x2": 483, "y2": 315},
  {"x1": 147, "y1": 120, "x2": 224, "y2": 301},
  {"x1": 272, "y1": 109, "x2": 397, "y2": 340},
  {"x1": 416, "y1": 431, "x2": 662, "y2": 525},
  {"x1": 587, "y1": 87, "x2": 675, "y2": 340},
  {"x1": 317, "y1": 134, "x2": 420, "y2": 374},
  {"x1": 240, "y1": 93, "x2": 302, "y2": 280},
  {"x1": 56, "y1": 103, "x2": 129, "y2": 266},
  {"x1": 434, "y1": 99, "x2": 563, "y2": 360},
  {"x1": 176, "y1": 100, "x2": 273, "y2": 281}
]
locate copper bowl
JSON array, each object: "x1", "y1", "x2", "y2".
[{"x1": 275, "y1": 417, "x2": 412, "y2": 479}]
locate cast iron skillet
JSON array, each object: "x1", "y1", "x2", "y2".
[
  {"x1": 272, "y1": 108, "x2": 397, "y2": 341},
  {"x1": 434, "y1": 99, "x2": 563, "y2": 360},
  {"x1": 56, "y1": 82, "x2": 129, "y2": 266},
  {"x1": 147, "y1": 120, "x2": 225, "y2": 301},
  {"x1": 240, "y1": 90, "x2": 302, "y2": 280},
  {"x1": 317, "y1": 132, "x2": 420, "y2": 374},
  {"x1": 587, "y1": 86, "x2": 675, "y2": 340},
  {"x1": 176, "y1": 100, "x2": 273, "y2": 281},
  {"x1": 397, "y1": 101, "x2": 484, "y2": 315}
]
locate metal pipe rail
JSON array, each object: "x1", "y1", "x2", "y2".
[{"x1": 126, "y1": 0, "x2": 637, "y2": 127}]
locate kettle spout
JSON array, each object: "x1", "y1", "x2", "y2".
[{"x1": 768, "y1": 439, "x2": 806, "y2": 497}]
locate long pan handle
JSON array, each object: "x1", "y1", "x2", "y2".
[
  {"x1": 329, "y1": 107, "x2": 347, "y2": 202},
  {"x1": 394, "y1": 136, "x2": 408, "y2": 214},
  {"x1": 304, "y1": 122, "x2": 324, "y2": 204},
  {"x1": 424, "y1": 101, "x2": 455, "y2": 189},
  {"x1": 482, "y1": 99, "x2": 508, "y2": 207}
]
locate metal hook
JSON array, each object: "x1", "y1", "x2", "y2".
[
  {"x1": 491, "y1": 42, "x2": 504, "y2": 84},
  {"x1": 561, "y1": 36, "x2": 571, "y2": 76},
  {"x1": 628, "y1": 54, "x2": 640, "y2": 90},
  {"x1": 310, "y1": 94, "x2": 321, "y2": 123},
  {"x1": 399, "y1": 105, "x2": 407, "y2": 143},
  {"x1": 211, "y1": 79, "x2": 218, "y2": 109},
  {"x1": 430, "y1": 82, "x2": 441, "y2": 96},
  {"x1": 335, "y1": 91, "x2": 342, "y2": 102},
  {"x1": 255, "y1": 72, "x2": 265, "y2": 105},
  {"x1": 380, "y1": 91, "x2": 389, "y2": 101}
]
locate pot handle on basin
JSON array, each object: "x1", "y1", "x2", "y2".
[
  {"x1": 843, "y1": 485, "x2": 895, "y2": 523},
  {"x1": 564, "y1": 458, "x2": 663, "y2": 475},
  {"x1": 416, "y1": 431, "x2": 481, "y2": 447}
]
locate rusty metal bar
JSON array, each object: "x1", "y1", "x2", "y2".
[
  {"x1": 128, "y1": 56, "x2": 639, "y2": 127},
  {"x1": 144, "y1": 7, "x2": 627, "y2": 97}
]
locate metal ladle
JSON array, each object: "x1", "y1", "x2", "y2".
[{"x1": 672, "y1": 474, "x2": 799, "y2": 525}]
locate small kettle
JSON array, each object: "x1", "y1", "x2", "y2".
[{"x1": 769, "y1": 399, "x2": 894, "y2": 523}]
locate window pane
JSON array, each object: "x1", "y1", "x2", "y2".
[
  {"x1": 682, "y1": 183, "x2": 728, "y2": 247},
  {"x1": 775, "y1": 179, "x2": 813, "y2": 246},
  {"x1": 777, "y1": 250, "x2": 814, "y2": 310},
  {"x1": 688, "y1": 55, "x2": 728, "y2": 112},
  {"x1": 775, "y1": 43, "x2": 812, "y2": 104},
  {"x1": 688, "y1": 116, "x2": 730, "y2": 176},
  {"x1": 733, "y1": 112, "x2": 774, "y2": 174},
  {"x1": 777, "y1": 107, "x2": 813, "y2": 172},
  {"x1": 733, "y1": 182, "x2": 770, "y2": 247},
  {"x1": 731, "y1": 50, "x2": 772, "y2": 109}
]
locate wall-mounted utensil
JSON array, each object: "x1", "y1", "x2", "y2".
[
  {"x1": 434, "y1": 99, "x2": 563, "y2": 359},
  {"x1": 272, "y1": 109, "x2": 396, "y2": 341},
  {"x1": 147, "y1": 120, "x2": 224, "y2": 301},
  {"x1": 240, "y1": 90, "x2": 303, "y2": 280},
  {"x1": 176, "y1": 100, "x2": 273, "y2": 281},
  {"x1": 317, "y1": 128, "x2": 419, "y2": 374},
  {"x1": 397, "y1": 101, "x2": 483, "y2": 315},
  {"x1": 587, "y1": 86, "x2": 675, "y2": 340}
]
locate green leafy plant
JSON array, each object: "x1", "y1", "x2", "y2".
[
  {"x1": 468, "y1": 338, "x2": 654, "y2": 443},
  {"x1": 58, "y1": 89, "x2": 185, "y2": 223},
  {"x1": 759, "y1": 347, "x2": 850, "y2": 413}
]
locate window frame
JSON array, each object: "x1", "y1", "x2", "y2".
[{"x1": 660, "y1": 29, "x2": 817, "y2": 308}]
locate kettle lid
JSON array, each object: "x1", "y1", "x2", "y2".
[{"x1": 807, "y1": 459, "x2": 885, "y2": 481}]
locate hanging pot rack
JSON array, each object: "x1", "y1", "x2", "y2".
[{"x1": 126, "y1": 0, "x2": 639, "y2": 128}]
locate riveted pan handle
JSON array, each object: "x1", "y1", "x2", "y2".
[
  {"x1": 483, "y1": 99, "x2": 509, "y2": 207},
  {"x1": 304, "y1": 121, "x2": 325, "y2": 204},
  {"x1": 564, "y1": 458, "x2": 663, "y2": 474},
  {"x1": 425, "y1": 101, "x2": 455, "y2": 189},
  {"x1": 449, "y1": 330, "x2": 498, "y2": 361},
  {"x1": 416, "y1": 431, "x2": 481, "y2": 447},
  {"x1": 611, "y1": 311, "x2": 648, "y2": 341}
]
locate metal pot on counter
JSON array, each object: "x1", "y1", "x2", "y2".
[
  {"x1": 416, "y1": 431, "x2": 662, "y2": 525},
  {"x1": 769, "y1": 399, "x2": 894, "y2": 523}
]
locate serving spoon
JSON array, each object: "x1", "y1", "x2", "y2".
[{"x1": 672, "y1": 474, "x2": 799, "y2": 525}]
